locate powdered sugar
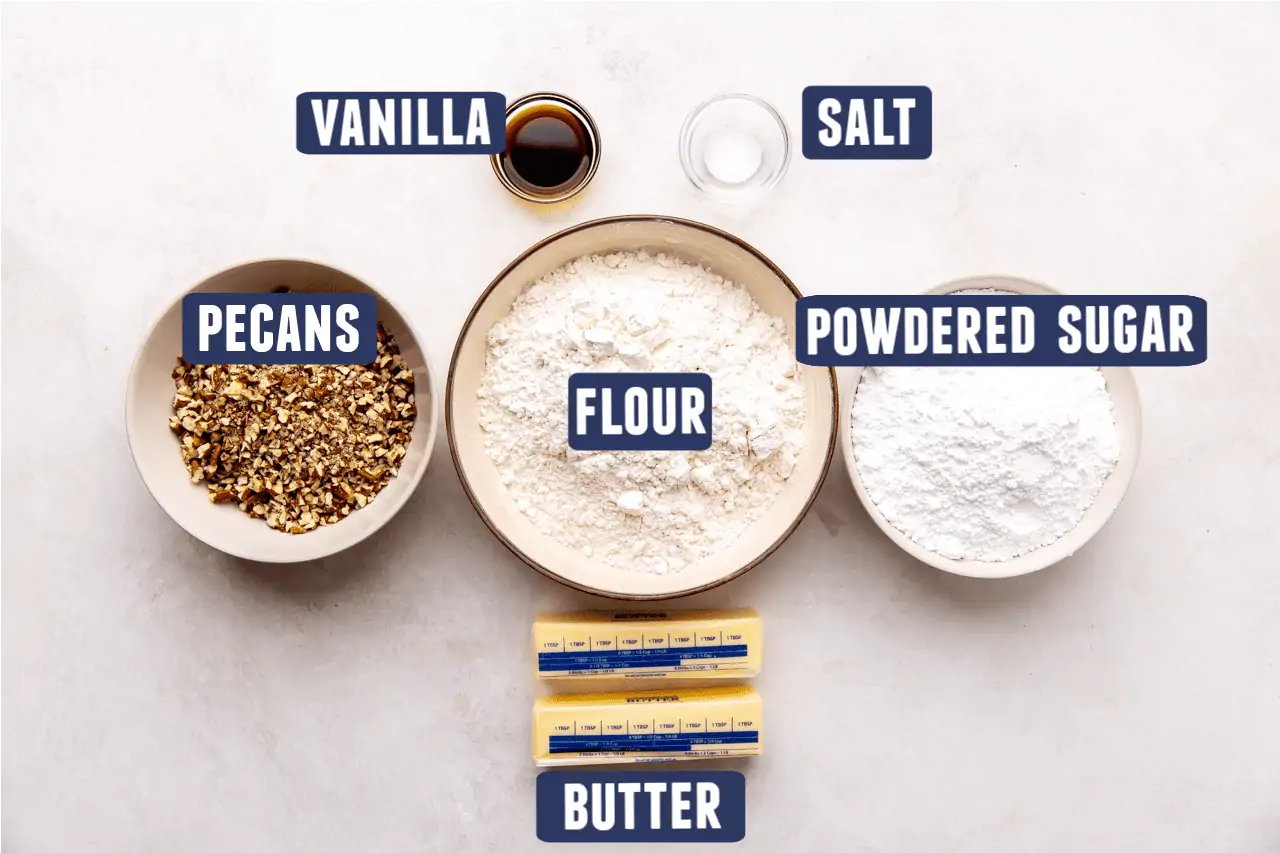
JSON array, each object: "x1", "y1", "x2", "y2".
[
  {"x1": 851, "y1": 364, "x2": 1120, "y2": 562},
  {"x1": 477, "y1": 250, "x2": 807, "y2": 574}
]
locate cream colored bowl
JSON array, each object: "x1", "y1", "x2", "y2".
[
  {"x1": 841, "y1": 274, "x2": 1143, "y2": 578},
  {"x1": 126, "y1": 259, "x2": 438, "y2": 562},
  {"x1": 447, "y1": 215, "x2": 838, "y2": 599}
]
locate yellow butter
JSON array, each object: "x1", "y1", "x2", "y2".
[
  {"x1": 532, "y1": 685, "x2": 763, "y2": 766},
  {"x1": 532, "y1": 609, "x2": 762, "y2": 680}
]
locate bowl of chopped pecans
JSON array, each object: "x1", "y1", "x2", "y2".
[{"x1": 126, "y1": 259, "x2": 438, "y2": 562}]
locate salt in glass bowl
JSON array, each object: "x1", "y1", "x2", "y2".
[{"x1": 679, "y1": 94, "x2": 791, "y2": 202}]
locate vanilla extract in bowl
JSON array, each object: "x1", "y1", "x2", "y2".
[
  {"x1": 492, "y1": 93, "x2": 600, "y2": 204},
  {"x1": 504, "y1": 107, "x2": 590, "y2": 191}
]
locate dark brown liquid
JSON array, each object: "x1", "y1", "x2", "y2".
[{"x1": 500, "y1": 105, "x2": 593, "y2": 197}]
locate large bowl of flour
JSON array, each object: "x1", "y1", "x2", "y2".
[
  {"x1": 447, "y1": 216, "x2": 838, "y2": 599},
  {"x1": 841, "y1": 274, "x2": 1143, "y2": 578}
]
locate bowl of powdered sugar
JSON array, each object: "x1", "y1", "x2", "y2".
[
  {"x1": 447, "y1": 216, "x2": 838, "y2": 598},
  {"x1": 843, "y1": 275, "x2": 1142, "y2": 578}
]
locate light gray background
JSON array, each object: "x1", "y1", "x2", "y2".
[{"x1": 3, "y1": 3, "x2": 1277, "y2": 852}]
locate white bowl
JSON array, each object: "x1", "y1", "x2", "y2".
[
  {"x1": 447, "y1": 215, "x2": 838, "y2": 599},
  {"x1": 840, "y1": 274, "x2": 1143, "y2": 578},
  {"x1": 126, "y1": 259, "x2": 439, "y2": 563}
]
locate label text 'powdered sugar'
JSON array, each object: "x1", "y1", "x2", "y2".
[{"x1": 797, "y1": 295, "x2": 1206, "y2": 366}]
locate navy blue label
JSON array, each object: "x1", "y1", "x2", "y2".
[
  {"x1": 537, "y1": 771, "x2": 746, "y2": 843},
  {"x1": 296, "y1": 92, "x2": 504, "y2": 154},
  {"x1": 796, "y1": 294, "x2": 1207, "y2": 366},
  {"x1": 548, "y1": 731, "x2": 759, "y2": 754},
  {"x1": 802, "y1": 86, "x2": 933, "y2": 159},
  {"x1": 181, "y1": 293, "x2": 378, "y2": 365},
  {"x1": 538, "y1": 644, "x2": 751, "y2": 673},
  {"x1": 568, "y1": 373, "x2": 713, "y2": 452}
]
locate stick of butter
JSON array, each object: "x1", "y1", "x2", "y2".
[
  {"x1": 533, "y1": 685, "x2": 763, "y2": 766},
  {"x1": 532, "y1": 609, "x2": 762, "y2": 680}
]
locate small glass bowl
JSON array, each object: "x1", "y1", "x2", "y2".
[
  {"x1": 679, "y1": 93, "x2": 791, "y2": 202},
  {"x1": 491, "y1": 92, "x2": 601, "y2": 205}
]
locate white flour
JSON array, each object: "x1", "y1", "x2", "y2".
[
  {"x1": 478, "y1": 250, "x2": 807, "y2": 574},
  {"x1": 851, "y1": 364, "x2": 1120, "y2": 562}
]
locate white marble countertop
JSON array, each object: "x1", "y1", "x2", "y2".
[{"x1": 3, "y1": 4, "x2": 1278, "y2": 851}]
